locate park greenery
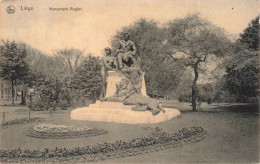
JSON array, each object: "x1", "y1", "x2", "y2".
[
  {"x1": 0, "y1": 14, "x2": 259, "y2": 111},
  {"x1": 224, "y1": 16, "x2": 259, "y2": 103},
  {"x1": 0, "y1": 41, "x2": 29, "y2": 106}
]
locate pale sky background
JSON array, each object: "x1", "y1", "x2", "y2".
[{"x1": 0, "y1": 0, "x2": 259, "y2": 57}]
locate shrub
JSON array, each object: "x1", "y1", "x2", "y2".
[
  {"x1": 59, "y1": 100, "x2": 70, "y2": 110},
  {"x1": 30, "y1": 99, "x2": 56, "y2": 111},
  {"x1": 178, "y1": 93, "x2": 190, "y2": 102},
  {"x1": 0, "y1": 118, "x2": 44, "y2": 127}
]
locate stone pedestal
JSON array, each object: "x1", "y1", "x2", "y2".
[
  {"x1": 105, "y1": 71, "x2": 147, "y2": 98},
  {"x1": 70, "y1": 101, "x2": 180, "y2": 124},
  {"x1": 70, "y1": 71, "x2": 180, "y2": 124}
]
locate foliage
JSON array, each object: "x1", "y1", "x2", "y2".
[
  {"x1": 31, "y1": 98, "x2": 56, "y2": 111},
  {"x1": 224, "y1": 16, "x2": 259, "y2": 102},
  {"x1": 72, "y1": 56, "x2": 102, "y2": 102},
  {"x1": 197, "y1": 83, "x2": 214, "y2": 104},
  {"x1": 21, "y1": 44, "x2": 52, "y2": 87},
  {"x1": 22, "y1": 46, "x2": 97, "y2": 109},
  {"x1": 58, "y1": 99, "x2": 70, "y2": 110},
  {"x1": 225, "y1": 62, "x2": 259, "y2": 102},
  {"x1": 239, "y1": 16, "x2": 259, "y2": 51},
  {"x1": 31, "y1": 77, "x2": 59, "y2": 110},
  {"x1": 177, "y1": 80, "x2": 237, "y2": 104},
  {"x1": 0, "y1": 41, "x2": 30, "y2": 81},
  {"x1": 0, "y1": 41, "x2": 30, "y2": 106},
  {"x1": 29, "y1": 54, "x2": 101, "y2": 110},
  {"x1": 178, "y1": 93, "x2": 190, "y2": 102}
]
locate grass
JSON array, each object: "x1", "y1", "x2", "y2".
[{"x1": 0, "y1": 101, "x2": 259, "y2": 163}]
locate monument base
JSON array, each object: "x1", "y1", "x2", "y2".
[
  {"x1": 70, "y1": 101, "x2": 180, "y2": 124},
  {"x1": 105, "y1": 71, "x2": 147, "y2": 98}
]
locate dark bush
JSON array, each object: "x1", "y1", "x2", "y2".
[
  {"x1": 178, "y1": 93, "x2": 190, "y2": 102},
  {"x1": 59, "y1": 99, "x2": 70, "y2": 110},
  {"x1": 30, "y1": 99, "x2": 56, "y2": 111}
]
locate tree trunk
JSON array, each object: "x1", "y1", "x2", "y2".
[
  {"x1": 15, "y1": 80, "x2": 18, "y2": 101},
  {"x1": 11, "y1": 79, "x2": 15, "y2": 106},
  {"x1": 191, "y1": 63, "x2": 199, "y2": 111},
  {"x1": 20, "y1": 82, "x2": 26, "y2": 105},
  {"x1": 92, "y1": 94, "x2": 95, "y2": 103},
  {"x1": 21, "y1": 90, "x2": 26, "y2": 105}
]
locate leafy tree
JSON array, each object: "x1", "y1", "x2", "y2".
[
  {"x1": 0, "y1": 41, "x2": 30, "y2": 106},
  {"x1": 224, "y1": 16, "x2": 259, "y2": 102},
  {"x1": 164, "y1": 14, "x2": 231, "y2": 111},
  {"x1": 33, "y1": 78, "x2": 57, "y2": 111},
  {"x1": 225, "y1": 61, "x2": 258, "y2": 102},
  {"x1": 239, "y1": 16, "x2": 259, "y2": 51},
  {"x1": 72, "y1": 56, "x2": 102, "y2": 102}
]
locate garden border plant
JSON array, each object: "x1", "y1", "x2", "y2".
[
  {"x1": 0, "y1": 126, "x2": 208, "y2": 163},
  {"x1": 0, "y1": 117, "x2": 45, "y2": 128}
]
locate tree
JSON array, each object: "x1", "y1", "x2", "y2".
[
  {"x1": 225, "y1": 63, "x2": 258, "y2": 102},
  {"x1": 224, "y1": 16, "x2": 259, "y2": 102},
  {"x1": 164, "y1": 14, "x2": 231, "y2": 111},
  {"x1": 72, "y1": 56, "x2": 102, "y2": 102},
  {"x1": 239, "y1": 16, "x2": 259, "y2": 51},
  {"x1": 53, "y1": 48, "x2": 85, "y2": 74},
  {"x1": 0, "y1": 41, "x2": 30, "y2": 106}
]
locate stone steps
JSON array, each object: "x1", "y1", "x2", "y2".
[{"x1": 70, "y1": 106, "x2": 180, "y2": 124}]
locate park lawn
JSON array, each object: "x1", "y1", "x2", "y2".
[{"x1": 0, "y1": 102, "x2": 259, "y2": 163}]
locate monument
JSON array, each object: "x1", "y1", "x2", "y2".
[{"x1": 70, "y1": 33, "x2": 180, "y2": 124}]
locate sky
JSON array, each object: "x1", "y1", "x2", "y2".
[{"x1": 0, "y1": 0, "x2": 259, "y2": 57}]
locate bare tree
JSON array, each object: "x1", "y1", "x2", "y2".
[{"x1": 53, "y1": 48, "x2": 85, "y2": 74}]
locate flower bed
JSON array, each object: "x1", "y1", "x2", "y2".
[
  {"x1": 0, "y1": 118, "x2": 44, "y2": 128},
  {"x1": 0, "y1": 126, "x2": 207, "y2": 163},
  {"x1": 26, "y1": 124, "x2": 108, "y2": 139}
]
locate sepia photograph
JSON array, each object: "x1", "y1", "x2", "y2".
[{"x1": 0, "y1": 0, "x2": 259, "y2": 163}]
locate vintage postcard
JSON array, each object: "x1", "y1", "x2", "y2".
[{"x1": 0, "y1": 0, "x2": 259, "y2": 163}]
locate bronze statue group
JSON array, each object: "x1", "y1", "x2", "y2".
[
  {"x1": 102, "y1": 32, "x2": 138, "y2": 71},
  {"x1": 101, "y1": 33, "x2": 165, "y2": 115}
]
